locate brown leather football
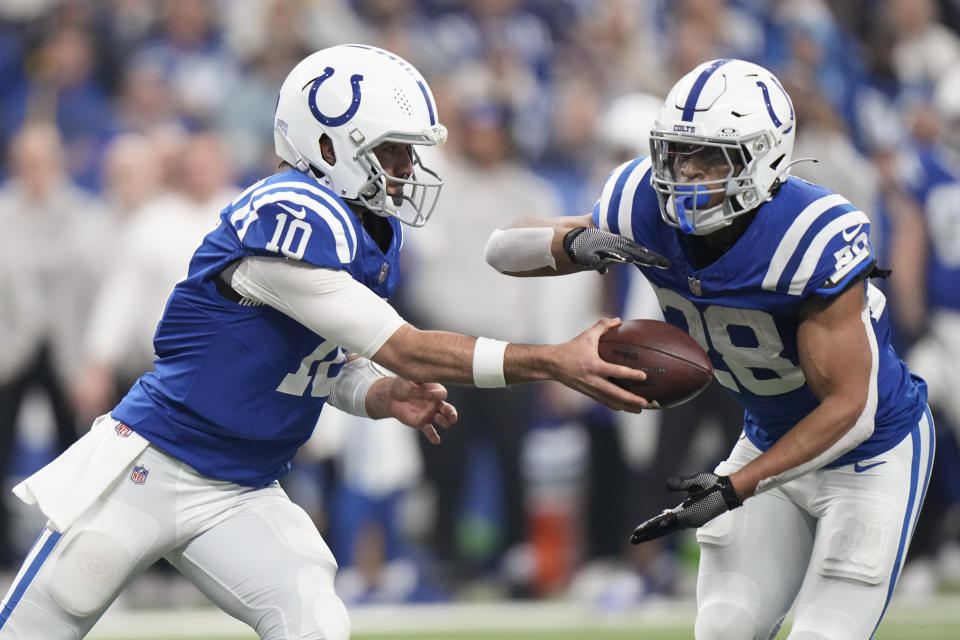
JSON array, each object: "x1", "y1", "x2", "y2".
[{"x1": 598, "y1": 319, "x2": 714, "y2": 409}]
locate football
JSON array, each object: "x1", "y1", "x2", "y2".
[{"x1": 598, "y1": 319, "x2": 713, "y2": 409}]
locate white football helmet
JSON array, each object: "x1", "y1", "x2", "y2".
[
  {"x1": 274, "y1": 44, "x2": 447, "y2": 227},
  {"x1": 650, "y1": 59, "x2": 796, "y2": 236}
]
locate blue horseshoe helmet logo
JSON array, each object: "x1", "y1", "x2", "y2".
[
  {"x1": 306, "y1": 67, "x2": 364, "y2": 126},
  {"x1": 755, "y1": 80, "x2": 794, "y2": 134}
]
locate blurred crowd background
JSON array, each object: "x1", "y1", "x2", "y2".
[{"x1": 2, "y1": 0, "x2": 960, "y2": 614}]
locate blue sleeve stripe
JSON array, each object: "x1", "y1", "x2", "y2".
[
  {"x1": 762, "y1": 194, "x2": 851, "y2": 291},
  {"x1": 597, "y1": 159, "x2": 643, "y2": 235},
  {"x1": 787, "y1": 210, "x2": 870, "y2": 295}
]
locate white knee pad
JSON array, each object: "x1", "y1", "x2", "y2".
[
  {"x1": 695, "y1": 572, "x2": 762, "y2": 640},
  {"x1": 47, "y1": 530, "x2": 136, "y2": 617},
  {"x1": 789, "y1": 606, "x2": 863, "y2": 640},
  {"x1": 298, "y1": 564, "x2": 351, "y2": 640},
  {"x1": 695, "y1": 600, "x2": 758, "y2": 640},
  {"x1": 308, "y1": 590, "x2": 351, "y2": 640},
  {"x1": 254, "y1": 563, "x2": 350, "y2": 640}
]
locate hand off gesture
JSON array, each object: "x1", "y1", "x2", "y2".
[
  {"x1": 555, "y1": 318, "x2": 650, "y2": 413},
  {"x1": 630, "y1": 472, "x2": 743, "y2": 544},
  {"x1": 564, "y1": 227, "x2": 670, "y2": 274}
]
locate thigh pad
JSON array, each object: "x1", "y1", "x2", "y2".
[{"x1": 813, "y1": 496, "x2": 895, "y2": 586}]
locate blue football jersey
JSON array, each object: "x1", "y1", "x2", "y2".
[
  {"x1": 901, "y1": 144, "x2": 960, "y2": 312},
  {"x1": 113, "y1": 169, "x2": 404, "y2": 486},
  {"x1": 593, "y1": 158, "x2": 928, "y2": 465}
]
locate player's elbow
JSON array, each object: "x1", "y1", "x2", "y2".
[
  {"x1": 370, "y1": 324, "x2": 432, "y2": 382},
  {"x1": 837, "y1": 393, "x2": 875, "y2": 447}
]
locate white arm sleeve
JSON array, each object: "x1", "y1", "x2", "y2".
[
  {"x1": 229, "y1": 256, "x2": 406, "y2": 358},
  {"x1": 327, "y1": 357, "x2": 389, "y2": 417},
  {"x1": 484, "y1": 226, "x2": 557, "y2": 273}
]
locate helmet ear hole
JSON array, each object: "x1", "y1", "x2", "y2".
[{"x1": 319, "y1": 134, "x2": 336, "y2": 165}]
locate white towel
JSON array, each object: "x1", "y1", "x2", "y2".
[{"x1": 12, "y1": 414, "x2": 150, "y2": 531}]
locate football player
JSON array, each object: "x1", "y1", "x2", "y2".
[
  {"x1": 0, "y1": 45, "x2": 656, "y2": 640},
  {"x1": 485, "y1": 59, "x2": 933, "y2": 639}
]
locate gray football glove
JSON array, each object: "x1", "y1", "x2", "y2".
[
  {"x1": 563, "y1": 227, "x2": 670, "y2": 274},
  {"x1": 630, "y1": 472, "x2": 743, "y2": 544}
]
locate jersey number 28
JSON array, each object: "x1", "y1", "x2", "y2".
[{"x1": 652, "y1": 285, "x2": 806, "y2": 396}]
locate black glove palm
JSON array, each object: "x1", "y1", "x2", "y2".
[
  {"x1": 563, "y1": 227, "x2": 670, "y2": 274},
  {"x1": 630, "y1": 472, "x2": 743, "y2": 544}
]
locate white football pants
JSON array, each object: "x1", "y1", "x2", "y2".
[
  {"x1": 0, "y1": 435, "x2": 349, "y2": 639},
  {"x1": 694, "y1": 407, "x2": 935, "y2": 640}
]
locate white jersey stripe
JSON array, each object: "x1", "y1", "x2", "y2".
[
  {"x1": 762, "y1": 193, "x2": 850, "y2": 291},
  {"x1": 229, "y1": 179, "x2": 264, "y2": 209},
  {"x1": 252, "y1": 191, "x2": 355, "y2": 263},
  {"x1": 616, "y1": 158, "x2": 652, "y2": 243},
  {"x1": 252, "y1": 180, "x2": 358, "y2": 253},
  {"x1": 788, "y1": 210, "x2": 870, "y2": 295},
  {"x1": 595, "y1": 161, "x2": 634, "y2": 233},
  {"x1": 867, "y1": 282, "x2": 887, "y2": 320}
]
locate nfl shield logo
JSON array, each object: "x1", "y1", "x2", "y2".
[
  {"x1": 377, "y1": 263, "x2": 389, "y2": 284},
  {"x1": 115, "y1": 423, "x2": 132, "y2": 437},
  {"x1": 131, "y1": 466, "x2": 149, "y2": 485},
  {"x1": 688, "y1": 276, "x2": 702, "y2": 296}
]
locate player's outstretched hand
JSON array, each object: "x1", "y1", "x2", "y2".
[
  {"x1": 370, "y1": 377, "x2": 458, "y2": 444},
  {"x1": 554, "y1": 318, "x2": 651, "y2": 413},
  {"x1": 630, "y1": 472, "x2": 743, "y2": 544},
  {"x1": 563, "y1": 227, "x2": 671, "y2": 274}
]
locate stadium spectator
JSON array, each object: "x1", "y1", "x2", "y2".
[
  {"x1": 0, "y1": 122, "x2": 106, "y2": 573},
  {"x1": 73, "y1": 131, "x2": 236, "y2": 423}
]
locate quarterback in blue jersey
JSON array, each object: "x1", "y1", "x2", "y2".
[
  {"x1": 0, "y1": 46, "x2": 656, "y2": 640},
  {"x1": 486, "y1": 59, "x2": 933, "y2": 639}
]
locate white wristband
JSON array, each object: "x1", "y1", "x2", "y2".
[
  {"x1": 327, "y1": 357, "x2": 387, "y2": 417},
  {"x1": 472, "y1": 337, "x2": 508, "y2": 388}
]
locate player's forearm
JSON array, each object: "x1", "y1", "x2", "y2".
[
  {"x1": 371, "y1": 324, "x2": 558, "y2": 386},
  {"x1": 730, "y1": 394, "x2": 870, "y2": 498},
  {"x1": 485, "y1": 215, "x2": 592, "y2": 277}
]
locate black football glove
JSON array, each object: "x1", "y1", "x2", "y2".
[
  {"x1": 563, "y1": 227, "x2": 670, "y2": 274},
  {"x1": 630, "y1": 472, "x2": 743, "y2": 544}
]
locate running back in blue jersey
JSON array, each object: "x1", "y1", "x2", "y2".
[
  {"x1": 113, "y1": 169, "x2": 404, "y2": 487},
  {"x1": 593, "y1": 158, "x2": 928, "y2": 465}
]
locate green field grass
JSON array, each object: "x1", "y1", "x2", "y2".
[
  {"x1": 87, "y1": 596, "x2": 960, "y2": 640},
  {"x1": 121, "y1": 623, "x2": 960, "y2": 640}
]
